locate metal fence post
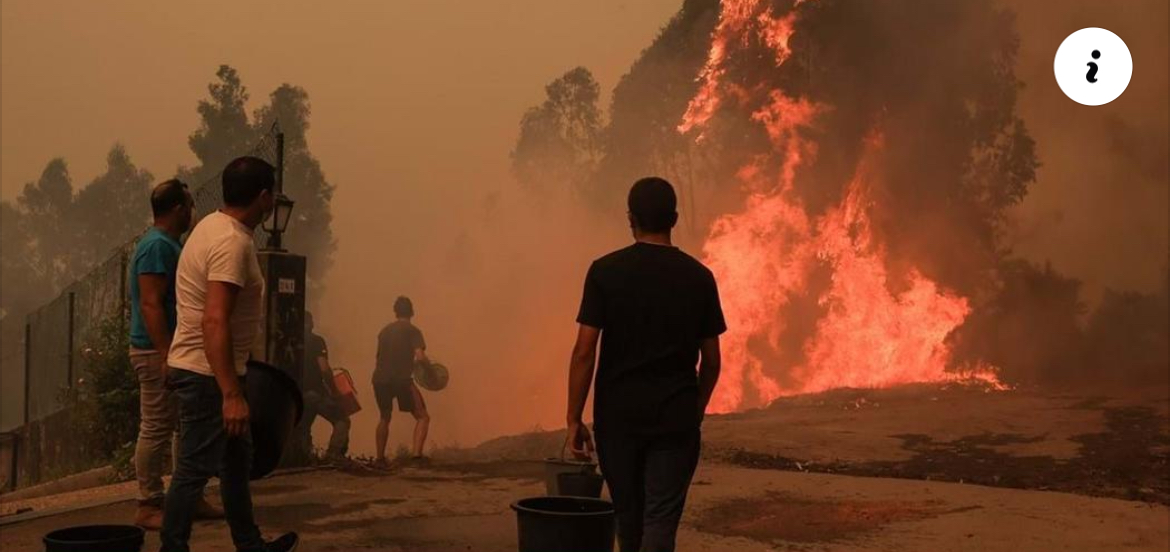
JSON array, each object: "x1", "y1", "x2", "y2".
[
  {"x1": 67, "y1": 292, "x2": 75, "y2": 388},
  {"x1": 120, "y1": 250, "x2": 129, "y2": 335},
  {"x1": 23, "y1": 322, "x2": 30, "y2": 426}
]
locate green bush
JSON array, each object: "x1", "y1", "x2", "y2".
[{"x1": 60, "y1": 315, "x2": 141, "y2": 480}]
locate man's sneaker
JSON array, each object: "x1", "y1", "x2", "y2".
[
  {"x1": 133, "y1": 502, "x2": 164, "y2": 531},
  {"x1": 264, "y1": 532, "x2": 299, "y2": 552},
  {"x1": 194, "y1": 496, "x2": 225, "y2": 520}
]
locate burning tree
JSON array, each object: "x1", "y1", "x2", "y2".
[
  {"x1": 518, "y1": 0, "x2": 1035, "y2": 411},
  {"x1": 667, "y1": 0, "x2": 1036, "y2": 410},
  {"x1": 520, "y1": 0, "x2": 1162, "y2": 412}
]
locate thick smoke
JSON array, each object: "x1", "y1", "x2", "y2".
[
  {"x1": 314, "y1": 0, "x2": 1167, "y2": 451},
  {"x1": 582, "y1": 0, "x2": 1167, "y2": 395}
]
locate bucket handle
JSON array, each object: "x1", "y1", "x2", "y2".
[{"x1": 561, "y1": 428, "x2": 598, "y2": 470}]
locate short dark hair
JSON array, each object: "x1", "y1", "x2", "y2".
[
  {"x1": 151, "y1": 179, "x2": 189, "y2": 217},
  {"x1": 628, "y1": 177, "x2": 678, "y2": 233},
  {"x1": 222, "y1": 156, "x2": 275, "y2": 207},
  {"x1": 394, "y1": 296, "x2": 414, "y2": 318}
]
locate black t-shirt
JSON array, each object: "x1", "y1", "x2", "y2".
[
  {"x1": 577, "y1": 242, "x2": 726, "y2": 435},
  {"x1": 303, "y1": 332, "x2": 329, "y2": 393},
  {"x1": 374, "y1": 319, "x2": 426, "y2": 384}
]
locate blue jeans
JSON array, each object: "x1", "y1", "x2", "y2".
[{"x1": 160, "y1": 369, "x2": 265, "y2": 552}]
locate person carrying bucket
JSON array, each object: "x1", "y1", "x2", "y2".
[
  {"x1": 566, "y1": 177, "x2": 726, "y2": 552},
  {"x1": 372, "y1": 296, "x2": 433, "y2": 467},
  {"x1": 299, "y1": 311, "x2": 352, "y2": 462}
]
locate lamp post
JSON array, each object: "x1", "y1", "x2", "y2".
[{"x1": 264, "y1": 193, "x2": 295, "y2": 252}]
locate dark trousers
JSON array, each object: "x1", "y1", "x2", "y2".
[
  {"x1": 160, "y1": 369, "x2": 265, "y2": 552},
  {"x1": 301, "y1": 390, "x2": 351, "y2": 457},
  {"x1": 595, "y1": 429, "x2": 701, "y2": 552}
]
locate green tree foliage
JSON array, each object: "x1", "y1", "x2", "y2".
[
  {"x1": 2, "y1": 145, "x2": 151, "y2": 323},
  {"x1": 60, "y1": 315, "x2": 140, "y2": 479},
  {"x1": 179, "y1": 65, "x2": 257, "y2": 186},
  {"x1": 595, "y1": 0, "x2": 720, "y2": 217},
  {"x1": 15, "y1": 159, "x2": 79, "y2": 294},
  {"x1": 253, "y1": 84, "x2": 336, "y2": 292},
  {"x1": 74, "y1": 144, "x2": 153, "y2": 269},
  {"x1": 178, "y1": 66, "x2": 336, "y2": 298},
  {"x1": 0, "y1": 201, "x2": 46, "y2": 319},
  {"x1": 511, "y1": 67, "x2": 604, "y2": 198}
]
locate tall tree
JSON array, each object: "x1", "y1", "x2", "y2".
[
  {"x1": 16, "y1": 158, "x2": 78, "y2": 293},
  {"x1": 179, "y1": 65, "x2": 257, "y2": 190},
  {"x1": 0, "y1": 201, "x2": 46, "y2": 319},
  {"x1": 511, "y1": 67, "x2": 604, "y2": 198},
  {"x1": 253, "y1": 84, "x2": 336, "y2": 296},
  {"x1": 73, "y1": 144, "x2": 153, "y2": 269}
]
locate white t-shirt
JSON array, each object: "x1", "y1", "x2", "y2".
[{"x1": 168, "y1": 211, "x2": 265, "y2": 376}]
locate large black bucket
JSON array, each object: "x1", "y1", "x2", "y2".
[
  {"x1": 43, "y1": 525, "x2": 144, "y2": 552},
  {"x1": 246, "y1": 360, "x2": 303, "y2": 480},
  {"x1": 511, "y1": 496, "x2": 614, "y2": 552}
]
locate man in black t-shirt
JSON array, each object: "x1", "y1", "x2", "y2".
[
  {"x1": 567, "y1": 177, "x2": 725, "y2": 552},
  {"x1": 372, "y1": 296, "x2": 431, "y2": 467},
  {"x1": 301, "y1": 312, "x2": 351, "y2": 460}
]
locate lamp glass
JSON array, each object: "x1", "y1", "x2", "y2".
[{"x1": 266, "y1": 194, "x2": 295, "y2": 234}]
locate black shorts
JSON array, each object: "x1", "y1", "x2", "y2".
[{"x1": 374, "y1": 379, "x2": 417, "y2": 414}]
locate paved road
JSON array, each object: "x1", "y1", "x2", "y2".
[{"x1": 1, "y1": 460, "x2": 1165, "y2": 552}]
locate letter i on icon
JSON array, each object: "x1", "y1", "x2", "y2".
[{"x1": 1086, "y1": 50, "x2": 1100, "y2": 83}]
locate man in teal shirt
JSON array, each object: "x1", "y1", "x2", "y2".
[{"x1": 129, "y1": 179, "x2": 221, "y2": 529}]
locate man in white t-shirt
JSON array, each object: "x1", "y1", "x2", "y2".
[{"x1": 160, "y1": 156, "x2": 298, "y2": 552}]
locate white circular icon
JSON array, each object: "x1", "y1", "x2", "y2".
[{"x1": 1054, "y1": 28, "x2": 1132, "y2": 106}]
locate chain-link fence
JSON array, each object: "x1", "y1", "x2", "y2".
[{"x1": 12, "y1": 124, "x2": 282, "y2": 427}]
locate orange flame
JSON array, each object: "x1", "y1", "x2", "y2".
[{"x1": 684, "y1": 0, "x2": 1002, "y2": 412}]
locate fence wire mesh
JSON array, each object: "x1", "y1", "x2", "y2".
[{"x1": 16, "y1": 123, "x2": 281, "y2": 424}]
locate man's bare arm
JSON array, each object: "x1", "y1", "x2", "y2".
[
  {"x1": 138, "y1": 273, "x2": 173, "y2": 360},
  {"x1": 317, "y1": 355, "x2": 339, "y2": 395},
  {"x1": 697, "y1": 337, "x2": 722, "y2": 420},
  {"x1": 567, "y1": 325, "x2": 600, "y2": 424},
  {"x1": 204, "y1": 281, "x2": 248, "y2": 436},
  {"x1": 566, "y1": 324, "x2": 600, "y2": 457}
]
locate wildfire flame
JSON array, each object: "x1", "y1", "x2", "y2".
[{"x1": 683, "y1": 0, "x2": 1003, "y2": 413}]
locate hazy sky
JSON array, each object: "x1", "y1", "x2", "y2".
[
  {"x1": 1, "y1": 0, "x2": 683, "y2": 445},
  {"x1": 1, "y1": 0, "x2": 680, "y2": 200},
  {"x1": 2, "y1": 0, "x2": 1166, "y2": 449}
]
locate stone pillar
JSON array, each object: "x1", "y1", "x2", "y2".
[{"x1": 255, "y1": 251, "x2": 310, "y2": 466}]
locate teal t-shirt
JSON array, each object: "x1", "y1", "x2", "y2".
[{"x1": 128, "y1": 227, "x2": 182, "y2": 350}]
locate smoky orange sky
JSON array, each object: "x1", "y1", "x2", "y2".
[{"x1": 2, "y1": 0, "x2": 1166, "y2": 453}]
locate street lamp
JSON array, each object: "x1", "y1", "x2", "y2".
[{"x1": 264, "y1": 193, "x2": 295, "y2": 251}]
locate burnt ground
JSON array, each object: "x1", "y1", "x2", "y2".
[
  {"x1": 692, "y1": 491, "x2": 981, "y2": 544},
  {"x1": 461, "y1": 384, "x2": 1170, "y2": 506},
  {"x1": 714, "y1": 403, "x2": 1170, "y2": 505}
]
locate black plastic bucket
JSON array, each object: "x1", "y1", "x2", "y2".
[
  {"x1": 43, "y1": 525, "x2": 144, "y2": 552},
  {"x1": 557, "y1": 471, "x2": 605, "y2": 498},
  {"x1": 511, "y1": 496, "x2": 614, "y2": 552},
  {"x1": 246, "y1": 360, "x2": 304, "y2": 480}
]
